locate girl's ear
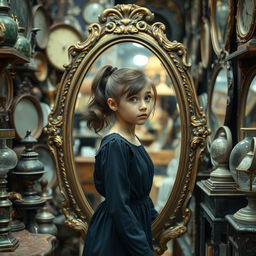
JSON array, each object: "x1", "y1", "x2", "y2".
[{"x1": 107, "y1": 98, "x2": 118, "y2": 111}]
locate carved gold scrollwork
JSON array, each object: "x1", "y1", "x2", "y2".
[
  {"x1": 151, "y1": 22, "x2": 189, "y2": 68},
  {"x1": 99, "y1": 4, "x2": 154, "y2": 27},
  {"x1": 191, "y1": 114, "x2": 211, "y2": 151}
]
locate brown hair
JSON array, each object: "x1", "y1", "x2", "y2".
[{"x1": 83, "y1": 65, "x2": 157, "y2": 133}]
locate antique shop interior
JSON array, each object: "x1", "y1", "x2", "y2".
[{"x1": 1, "y1": 0, "x2": 256, "y2": 255}]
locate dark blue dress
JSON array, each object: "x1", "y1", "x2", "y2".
[{"x1": 82, "y1": 133, "x2": 158, "y2": 256}]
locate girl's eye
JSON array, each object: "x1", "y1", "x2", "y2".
[
  {"x1": 145, "y1": 95, "x2": 152, "y2": 101},
  {"x1": 129, "y1": 97, "x2": 137, "y2": 102}
]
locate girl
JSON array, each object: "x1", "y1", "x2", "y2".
[{"x1": 82, "y1": 65, "x2": 158, "y2": 256}]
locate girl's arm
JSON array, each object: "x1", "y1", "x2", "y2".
[{"x1": 149, "y1": 197, "x2": 159, "y2": 222}]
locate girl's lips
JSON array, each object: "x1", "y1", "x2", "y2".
[{"x1": 138, "y1": 114, "x2": 148, "y2": 118}]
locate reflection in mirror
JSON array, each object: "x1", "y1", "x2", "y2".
[
  {"x1": 216, "y1": 0, "x2": 229, "y2": 49},
  {"x1": 72, "y1": 42, "x2": 181, "y2": 213},
  {"x1": 209, "y1": 68, "x2": 228, "y2": 138},
  {"x1": 244, "y1": 75, "x2": 256, "y2": 128}
]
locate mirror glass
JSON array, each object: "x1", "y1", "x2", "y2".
[
  {"x1": 244, "y1": 75, "x2": 256, "y2": 128},
  {"x1": 72, "y1": 42, "x2": 181, "y2": 213},
  {"x1": 209, "y1": 68, "x2": 229, "y2": 137},
  {"x1": 216, "y1": 0, "x2": 229, "y2": 49}
]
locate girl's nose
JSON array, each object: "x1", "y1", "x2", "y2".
[{"x1": 140, "y1": 100, "x2": 147, "y2": 110}]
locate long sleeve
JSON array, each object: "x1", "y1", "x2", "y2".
[
  {"x1": 149, "y1": 197, "x2": 159, "y2": 222},
  {"x1": 101, "y1": 139, "x2": 155, "y2": 256}
]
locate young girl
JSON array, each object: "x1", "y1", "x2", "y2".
[{"x1": 82, "y1": 65, "x2": 158, "y2": 256}]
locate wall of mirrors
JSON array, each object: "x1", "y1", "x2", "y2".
[{"x1": 46, "y1": 4, "x2": 209, "y2": 255}]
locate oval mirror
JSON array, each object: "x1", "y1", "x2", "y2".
[
  {"x1": 210, "y1": 0, "x2": 234, "y2": 56},
  {"x1": 46, "y1": 4, "x2": 209, "y2": 255},
  {"x1": 244, "y1": 75, "x2": 256, "y2": 128},
  {"x1": 207, "y1": 61, "x2": 232, "y2": 146},
  {"x1": 238, "y1": 67, "x2": 256, "y2": 139}
]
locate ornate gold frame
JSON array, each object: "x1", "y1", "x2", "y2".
[{"x1": 45, "y1": 4, "x2": 209, "y2": 255}]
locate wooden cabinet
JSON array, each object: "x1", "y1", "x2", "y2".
[
  {"x1": 195, "y1": 181, "x2": 247, "y2": 256},
  {"x1": 75, "y1": 156, "x2": 100, "y2": 209}
]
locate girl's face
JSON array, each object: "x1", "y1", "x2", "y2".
[{"x1": 110, "y1": 83, "x2": 155, "y2": 128}]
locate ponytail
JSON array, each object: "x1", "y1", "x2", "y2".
[{"x1": 83, "y1": 65, "x2": 116, "y2": 133}]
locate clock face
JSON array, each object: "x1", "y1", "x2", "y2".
[
  {"x1": 33, "y1": 5, "x2": 50, "y2": 49},
  {"x1": 46, "y1": 24, "x2": 82, "y2": 71},
  {"x1": 82, "y1": 2, "x2": 105, "y2": 24},
  {"x1": 238, "y1": 0, "x2": 256, "y2": 38}
]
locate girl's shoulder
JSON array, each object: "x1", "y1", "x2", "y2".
[{"x1": 97, "y1": 133, "x2": 142, "y2": 154}]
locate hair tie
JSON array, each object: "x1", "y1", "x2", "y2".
[
  {"x1": 100, "y1": 67, "x2": 118, "y2": 94},
  {"x1": 106, "y1": 67, "x2": 118, "y2": 77}
]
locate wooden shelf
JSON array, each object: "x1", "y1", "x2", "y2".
[
  {"x1": 0, "y1": 47, "x2": 29, "y2": 66},
  {"x1": 227, "y1": 39, "x2": 256, "y2": 61}
]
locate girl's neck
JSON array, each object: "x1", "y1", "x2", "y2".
[{"x1": 108, "y1": 123, "x2": 140, "y2": 145}]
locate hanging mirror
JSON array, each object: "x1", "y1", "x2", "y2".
[
  {"x1": 210, "y1": 0, "x2": 234, "y2": 56},
  {"x1": 207, "y1": 61, "x2": 233, "y2": 146},
  {"x1": 46, "y1": 4, "x2": 209, "y2": 255},
  {"x1": 238, "y1": 66, "x2": 256, "y2": 139}
]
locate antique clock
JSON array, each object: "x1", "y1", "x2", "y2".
[
  {"x1": 46, "y1": 23, "x2": 83, "y2": 72},
  {"x1": 236, "y1": 0, "x2": 256, "y2": 42},
  {"x1": 210, "y1": 0, "x2": 235, "y2": 56}
]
